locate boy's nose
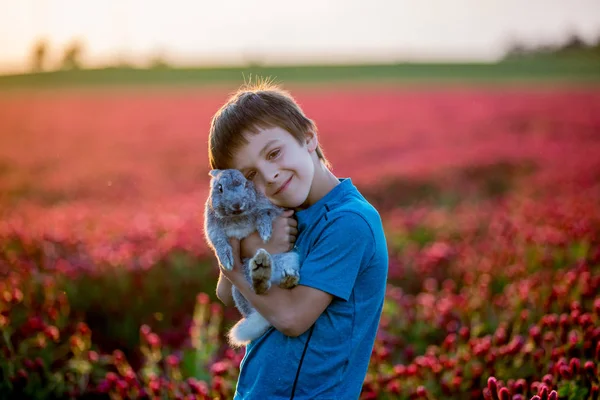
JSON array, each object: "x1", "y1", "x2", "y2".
[{"x1": 267, "y1": 171, "x2": 279, "y2": 184}]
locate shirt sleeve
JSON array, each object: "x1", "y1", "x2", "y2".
[{"x1": 298, "y1": 211, "x2": 375, "y2": 301}]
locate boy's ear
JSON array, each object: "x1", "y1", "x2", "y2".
[
  {"x1": 305, "y1": 131, "x2": 318, "y2": 153},
  {"x1": 209, "y1": 169, "x2": 221, "y2": 178}
]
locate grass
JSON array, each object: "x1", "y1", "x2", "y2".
[{"x1": 0, "y1": 57, "x2": 599, "y2": 90}]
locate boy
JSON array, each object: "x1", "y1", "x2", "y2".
[{"x1": 207, "y1": 81, "x2": 388, "y2": 399}]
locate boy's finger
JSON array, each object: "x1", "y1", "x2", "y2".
[
  {"x1": 228, "y1": 238, "x2": 242, "y2": 267},
  {"x1": 283, "y1": 209, "x2": 294, "y2": 217}
]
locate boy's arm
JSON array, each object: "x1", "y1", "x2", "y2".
[
  {"x1": 226, "y1": 264, "x2": 332, "y2": 337},
  {"x1": 216, "y1": 271, "x2": 234, "y2": 306}
]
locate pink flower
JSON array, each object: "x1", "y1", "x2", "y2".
[
  {"x1": 105, "y1": 372, "x2": 118, "y2": 385},
  {"x1": 77, "y1": 322, "x2": 90, "y2": 336},
  {"x1": 87, "y1": 350, "x2": 99, "y2": 363},
  {"x1": 538, "y1": 385, "x2": 549, "y2": 400},
  {"x1": 393, "y1": 364, "x2": 406, "y2": 377},
  {"x1": 187, "y1": 378, "x2": 209, "y2": 395},
  {"x1": 140, "y1": 324, "x2": 152, "y2": 338},
  {"x1": 149, "y1": 379, "x2": 161, "y2": 394},
  {"x1": 166, "y1": 354, "x2": 180, "y2": 368},
  {"x1": 459, "y1": 326, "x2": 470, "y2": 340},
  {"x1": 113, "y1": 349, "x2": 126, "y2": 365},
  {"x1": 23, "y1": 359, "x2": 35, "y2": 370},
  {"x1": 487, "y1": 377, "x2": 499, "y2": 400},
  {"x1": 540, "y1": 376, "x2": 552, "y2": 389},
  {"x1": 529, "y1": 326, "x2": 542, "y2": 343},
  {"x1": 513, "y1": 379, "x2": 526, "y2": 394},
  {"x1": 584, "y1": 361, "x2": 596, "y2": 377},
  {"x1": 27, "y1": 316, "x2": 45, "y2": 332},
  {"x1": 116, "y1": 380, "x2": 128, "y2": 394},
  {"x1": 210, "y1": 303, "x2": 222, "y2": 316},
  {"x1": 386, "y1": 380, "x2": 401, "y2": 394},
  {"x1": 483, "y1": 388, "x2": 493, "y2": 400},
  {"x1": 416, "y1": 385, "x2": 427, "y2": 398},
  {"x1": 210, "y1": 360, "x2": 230, "y2": 376},
  {"x1": 559, "y1": 365, "x2": 572, "y2": 380},
  {"x1": 498, "y1": 387, "x2": 510, "y2": 400},
  {"x1": 569, "y1": 358, "x2": 580, "y2": 375},
  {"x1": 147, "y1": 333, "x2": 161, "y2": 348},
  {"x1": 559, "y1": 313, "x2": 569, "y2": 328},
  {"x1": 12, "y1": 288, "x2": 23, "y2": 304},
  {"x1": 197, "y1": 293, "x2": 210, "y2": 305},
  {"x1": 124, "y1": 369, "x2": 136, "y2": 385},
  {"x1": 577, "y1": 313, "x2": 592, "y2": 328}
]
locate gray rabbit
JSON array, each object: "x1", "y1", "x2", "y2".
[{"x1": 203, "y1": 169, "x2": 300, "y2": 347}]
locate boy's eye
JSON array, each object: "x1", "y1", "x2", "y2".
[
  {"x1": 246, "y1": 171, "x2": 256, "y2": 181},
  {"x1": 267, "y1": 149, "x2": 280, "y2": 160}
]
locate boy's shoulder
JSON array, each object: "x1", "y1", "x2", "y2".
[
  {"x1": 325, "y1": 182, "x2": 381, "y2": 224},
  {"x1": 297, "y1": 178, "x2": 384, "y2": 245},
  {"x1": 318, "y1": 181, "x2": 384, "y2": 244}
]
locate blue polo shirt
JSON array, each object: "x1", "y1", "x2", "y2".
[{"x1": 234, "y1": 178, "x2": 388, "y2": 400}]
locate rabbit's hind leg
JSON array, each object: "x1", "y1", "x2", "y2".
[
  {"x1": 250, "y1": 249, "x2": 272, "y2": 294},
  {"x1": 279, "y1": 269, "x2": 299, "y2": 289},
  {"x1": 272, "y1": 252, "x2": 300, "y2": 289}
]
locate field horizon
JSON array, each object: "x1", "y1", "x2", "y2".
[{"x1": 1, "y1": 57, "x2": 600, "y2": 91}]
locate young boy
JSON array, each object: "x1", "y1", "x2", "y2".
[{"x1": 207, "y1": 81, "x2": 388, "y2": 399}]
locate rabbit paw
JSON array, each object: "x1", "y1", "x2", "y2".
[
  {"x1": 250, "y1": 249, "x2": 272, "y2": 294},
  {"x1": 257, "y1": 225, "x2": 272, "y2": 243},
  {"x1": 217, "y1": 247, "x2": 234, "y2": 271},
  {"x1": 279, "y1": 268, "x2": 300, "y2": 289}
]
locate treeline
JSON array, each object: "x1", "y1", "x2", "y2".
[
  {"x1": 504, "y1": 32, "x2": 600, "y2": 60},
  {"x1": 29, "y1": 38, "x2": 170, "y2": 73},
  {"x1": 27, "y1": 31, "x2": 600, "y2": 73}
]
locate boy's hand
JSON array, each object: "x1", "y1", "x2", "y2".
[{"x1": 240, "y1": 210, "x2": 297, "y2": 259}]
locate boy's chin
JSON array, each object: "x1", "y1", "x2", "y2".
[
  {"x1": 270, "y1": 197, "x2": 305, "y2": 210},
  {"x1": 271, "y1": 201, "x2": 295, "y2": 209}
]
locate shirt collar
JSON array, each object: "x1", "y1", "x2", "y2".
[{"x1": 296, "y1": 178, "x2": 353, "y2": 228}]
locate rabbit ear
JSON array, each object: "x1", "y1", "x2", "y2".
[{"x1": 209, "y1": 169, "x2": 221, "y2": 178}]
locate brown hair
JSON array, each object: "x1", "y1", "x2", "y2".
[{"x1": 208, "y1": 79, "x2": 329, "y2": 170}]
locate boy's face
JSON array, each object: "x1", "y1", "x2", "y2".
[{"x1": 230, "y1": 126, "x2": 317, "y2": 209}]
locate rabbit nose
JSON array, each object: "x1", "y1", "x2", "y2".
[{"x1": 232, "y1": 202, "x2": 241, "y2": 210}]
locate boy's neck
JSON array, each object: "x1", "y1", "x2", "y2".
[{"x1": 295, "y1": 161, "x2": 340, "y2": 211}]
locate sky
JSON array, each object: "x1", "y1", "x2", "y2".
[{"x1": 0, "y1": 0, "x2": 599, "y2": 74}]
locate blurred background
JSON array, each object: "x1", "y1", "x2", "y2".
[
  {"x1": 1, "y1": 0, "x2": 600, "y2": 79},
  {"x1": 1, "y1": 2, "x2": 600, "y2": 399}
]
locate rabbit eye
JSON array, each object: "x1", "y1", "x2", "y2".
[{"x1": 217, "y1": 184, "x2": 223, "y2": 193}]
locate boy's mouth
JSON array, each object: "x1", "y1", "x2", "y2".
[{"x1": 273, "y1": 176, "x2": 292, "y2": 196}]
